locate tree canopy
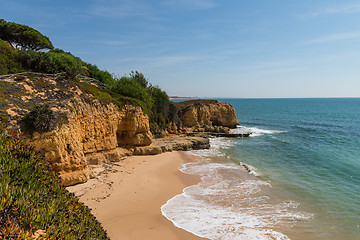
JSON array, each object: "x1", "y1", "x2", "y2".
[{"x1": 0, "y1": 19, "x2": 54, "y2": 51}]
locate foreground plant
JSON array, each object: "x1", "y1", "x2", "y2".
[{"x1": 0, "y1": 131, "x2": 109, "y2": 239}]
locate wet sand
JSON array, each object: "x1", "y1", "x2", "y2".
[{"x1": 67, "y1": 151, "x2": 205, "y2": 240}]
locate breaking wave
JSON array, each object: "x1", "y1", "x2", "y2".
[{"x1": 161, "y1": 138, "x2": 312, "y2": 240}]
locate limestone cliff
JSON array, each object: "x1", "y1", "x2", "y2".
[
  {"x1": 0, "y1": 74, "x2": 239, "y2": 187},
  {"x1": 175, "y1": 99, "x2": 239, "y2": 131},
  {"x1": 28, "y1": 101, "x2": 152, "y2": 186},
  {"x1": 0, "y1": 73, "x2": 153, "y2": 186}
]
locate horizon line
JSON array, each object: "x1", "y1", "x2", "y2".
[{"x1": 172, "y1": 96, "x2": 360, "y2": 99}]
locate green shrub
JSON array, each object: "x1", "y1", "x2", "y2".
[
  {"x1": 0, "y1": 40, "x2": 24, "y2": 74},
  {"x1": 112, "y1": 77, "x2": 147, "y2": 100},
  {"x1": 16, "y1": 49, "x2": 81, "y2": 74},
  {"x1": 12, "y1": 48, "x2": 117, "y2": 85},
  {"x1": 84, "y1": 63, "x2": 115, "y2": 86},
  {"x1": 130, "y1": 70, "x2": 148, "y2": 88},
  {"x1": 147, "y1": 85, "x2": 178, "y2": 132},
  {"x1": 111, "y1": 73, "x2": 178, "y2": 134},
  {"x1": 112, "y1": 77, "x2": 153, "y2": 113},
  {"x1": 22, "y1": 104, "x2": 58, "y2": 133}
]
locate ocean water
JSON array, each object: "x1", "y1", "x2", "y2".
[{"x1": 162, "y1": 98, "x2": 360, "y2": 240}]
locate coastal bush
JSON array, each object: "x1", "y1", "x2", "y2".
[
  {"x1": 130, "y1": 70, "x2": 148, "y2": 88},
  {"x1": 147, "y1": 84, "x2": 178, "y2": 134},
  {"x1": 111, "y1": 73, "x2": 178, "y2": 134},
  {"x1": 84, "y1": 63, "x2": 115, "y2": 86},
  {"x1": 16, "y1": 49, "x2": 81, "y2": 74},
  {"x1": 0, "y1": 40, "x2": 24, "y2": 74},
  {"x1": 0, "y1": 42, "x2": 177, "y2": 134},
  {"x1": 0, "y1": 45, "x2": 112, "y2": 85},
  {"x1": 0, "y1": 128, "x2": 109, "y2": 239},
  {"x1": 0, "y1": 18, "x2": 180, "y2": 135},
  {"x1": 22, "y1": 104, "x2": 58, "y2": 133},
  {"x1": 112, "y1": 76, "x2": 153, "y2": 113}
]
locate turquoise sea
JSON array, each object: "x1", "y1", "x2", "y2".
[{"x1": 163, "y1": 98, "x2": 360, "y2": 240}]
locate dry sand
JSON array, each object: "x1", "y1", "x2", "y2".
[{"x1": 67, "y1": 151, "x2": 206, "y2": 240}]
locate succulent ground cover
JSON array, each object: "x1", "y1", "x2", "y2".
[{"x1": 0, "y1": 128, "x2": 109, "y2": 239}]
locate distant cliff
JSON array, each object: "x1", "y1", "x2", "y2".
[
  {"x1": 134, "y1": 99, "x2": 241, "y2": 156},
  {"x1": 175, "y1": 99, "x2": 239, "y2": 131}
]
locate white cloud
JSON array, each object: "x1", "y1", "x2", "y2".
[
  {"x1": 162, "y1": 0, "x2": 217, "y2": 10},
  {"x1": 299, "y1": 3, "x2": 360, "y2": 18},
  {"x1": 321, "y1": 4, "x2": 360, "y2": 15},
  {"x1": 309, "y1": 30, "x2": 360, "y2": 43}
]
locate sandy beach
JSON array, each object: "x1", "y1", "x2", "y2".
[{"x1": 67, "y1": 151, "x2": 205, "y2": 240}]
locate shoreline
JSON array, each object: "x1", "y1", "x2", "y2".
[{"x1": 67, "y1": 151, "x2": 206, "y2": 240}]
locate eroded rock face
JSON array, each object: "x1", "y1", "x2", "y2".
[
  {"x1": 117, "y1": 106, "x2": 153, "y2": 146},
  {"x1": 27, "y1": 99, "x2": 153, "y2": 186},
  {"x1": 175, "y1": 100, "x2": 239, "y2": 129},
  {"x1": 0, "y1": 75, "x2": 239, "y2": 187},
  {"x1": 0, "y1": 74, "x2": 153, "y2": 186}
]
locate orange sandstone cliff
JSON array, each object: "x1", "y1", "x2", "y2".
[
  {"x1": 28, "y1": 101, "x2": 152, "y2": 186},
  {"x1": 175, "y1": 99, "x2": 239, "y2": 131},
  {"x1": 0, "y1": 74, "x2": 240, "y2": 186},
  {"x1": 0, "y1": 73, "x2": 153, "y2": 186}
]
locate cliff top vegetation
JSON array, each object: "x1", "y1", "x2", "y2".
[
  {"x1": 0, "y1": 19, "x2": 177, "y2": 135},
  {"x1": 174, "y1": 99, "x2": 220, "y2": 108}
]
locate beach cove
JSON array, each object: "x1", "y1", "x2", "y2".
[
  {"x1": 2, "y1": 70, "x2": 358, "y2": 239},
  {"x1": 67, "y1": 151, "x2": 206, "y2": 240},
  {"x1": 66, "y1": 137, "x2": 308, "y2": 240},
  {"x1": 3, "y1": 3, "x2": 360, "y2": 239},
  {"x1": 68, "y1": 98, "x2": 360, "y2": 240}
]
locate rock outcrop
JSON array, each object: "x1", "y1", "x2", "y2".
[
  {"x1": 0, "y1": 73, "x2": 153, "y2": 186},
  {"x1": 0, "y1": 74, "x2": 240, "y2": 186},
  {"x1": 175, "y1": 100, "x2": 239, "y2": 131},
  {"x1": 133, "y1": 136, "x2": 210, "y2": 155},
  {"x1": 27, "y1": 100, "x2": 152, "y2": 186}
]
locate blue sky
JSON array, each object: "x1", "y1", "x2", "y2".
[{"x1": 1, "y1": 0, "x2": 360, "y2": 98}]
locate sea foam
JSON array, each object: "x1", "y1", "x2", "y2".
[
  {"x1": 230, "y1": 125, "x2": 288, "y2": 137},
  {"x1": 161, "y1": 138, "x2": 312, "y2": 240}
]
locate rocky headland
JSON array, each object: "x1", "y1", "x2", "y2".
[
  {"x1": 0, "y1": 73, "x2": 242, "y2": 186},
  {"x1": 175, "y1": 99, "x2": 239, "y2": 129}
]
